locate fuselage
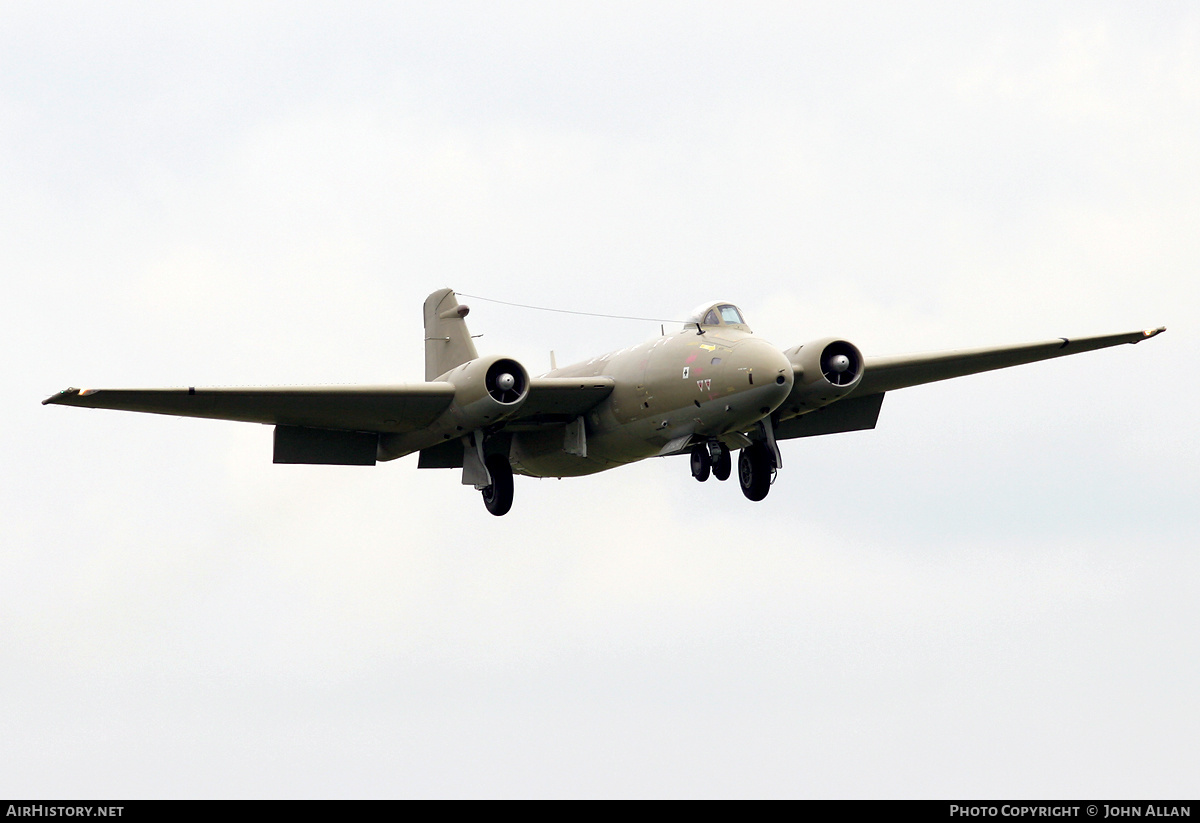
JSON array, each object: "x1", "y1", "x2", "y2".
[{"x1": 509, "y1": 322, "x2": 794, "y2": 477}]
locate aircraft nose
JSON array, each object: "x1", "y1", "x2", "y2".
[{"x1": 735, "y1": 338, "x2": 794, "y2": 414}]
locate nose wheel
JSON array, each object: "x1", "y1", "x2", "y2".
[
  {"x1": 691, "y1": 441, "x2": 732, "y2": 483},
  {"x1": 710, "y1": 441, "x2": 732, "y2": 481},
  {"x1": 690, "y1": 444, "x2": 711, "y2": 482}
]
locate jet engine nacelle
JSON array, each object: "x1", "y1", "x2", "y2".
[
  {"x1": 776, "y1": 337, "x2": 864, "y2": 421},
  {"x1": 433, "y1": 354, "x2": 530, "y2": 434}
]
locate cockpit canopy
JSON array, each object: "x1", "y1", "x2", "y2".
[{"x1": 683, "y1": 302, "x2": 751, "y2": 332}]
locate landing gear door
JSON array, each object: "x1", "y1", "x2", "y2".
[{"x1": 462, "y1": 431, "x2": 492, "y2": 488}]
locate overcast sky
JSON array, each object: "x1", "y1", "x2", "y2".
[{"x1": 2, "y1": 1, "x2": 1196, "y2": 798}]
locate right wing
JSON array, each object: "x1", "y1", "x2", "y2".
[
  {"x1": 41, "y1": 375, "x2": 617, "y2": 432},
  {"x1": 43, "y1": 376, "x2": 618, "y2": 466},
  {"x1": 42, "y1": 384, "x2": 457, "y2": 433}
]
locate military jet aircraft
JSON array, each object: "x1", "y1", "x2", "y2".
[{"x1": 44, "y1": 288, "x2": 1165, "y2": 516}]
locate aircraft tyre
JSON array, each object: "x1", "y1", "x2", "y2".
[
  {"x1": 738, "y1": 443, "x2": 772, "y2": 502},
  {"x1": 711, "y1": 443, "x2": 732, "y2": 481},
  {"x1": 481, "y1": 454, "x2": 514, "y2": 516},
  {"x1": 690, "y1": 444, "x2": 711, "y2": 482}
]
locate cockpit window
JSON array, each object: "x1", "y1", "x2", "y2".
[
  {"x1": 683, "y1": 301, "x2": 750, "y2": 331},
  {"x1": 719, "y1": 305, "x2": 744, "y2": 325}
]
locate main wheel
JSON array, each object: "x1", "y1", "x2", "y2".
[
  {"x1": 690, "y1": 444, "x2": 711, "y2": 482},
  {"x1": 738, "y1": 443, "x2": 772, "y2": 502},
  {"x1": 481, "y1": 454, "x2": 514, "y2": 516},
  {"x1": 711, "y1": 442, "x2": 732, "y2": 481}
]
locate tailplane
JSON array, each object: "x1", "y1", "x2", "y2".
[{"x1": 424, "y1": 288, "x2": 479, "y2": 380}]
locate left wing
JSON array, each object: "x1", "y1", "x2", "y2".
[
  {"x1": 852, "y1": 327, "x2": 1166, "y2": 397},
  {"x1": 773, "y1": 326, "x2": 1166, "y2": 443}
]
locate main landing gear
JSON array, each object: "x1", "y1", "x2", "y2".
[
  {"x1": 737, "y1": 442, "x2": 773, "y2": 501},
  {"x1": 481, "y1": 453, "x2": 513, "y2": 516},
  {"x1": 691, "y1": 441, "x2": 732, "y2": 483}
]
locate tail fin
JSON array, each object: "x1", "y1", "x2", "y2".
[{"x1": 424, "y1": 288, "x2": 479, "y2": 380}]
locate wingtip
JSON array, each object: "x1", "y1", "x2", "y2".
[
  {"x1": 42, "y1": 387, "x2": 79, "y2": 405},
  {"x1": 1141, "y1": 326, "x2": 1167, "y2": 340}
]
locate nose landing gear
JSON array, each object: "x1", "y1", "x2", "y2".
[
  {"x1": 710, "y1": 441, "x2": 732, "y2": 481},
  {"x1": 691, "y1": 440, "x2": 732, "y2": 483}
]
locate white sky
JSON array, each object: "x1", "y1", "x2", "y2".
[{"x1": 2, "y1": 1, "x2": 1196, "y2": 798}]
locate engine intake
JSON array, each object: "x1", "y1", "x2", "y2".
[
  {"x1": 485, "y1": 358, "x2": 527, "y2": 405},
  {"x1": 819, "y1": 340, "x2": 862, "y2": 386},
  {"x1": 777, "y1": 337, "x2": 864, "y2": 421}
]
